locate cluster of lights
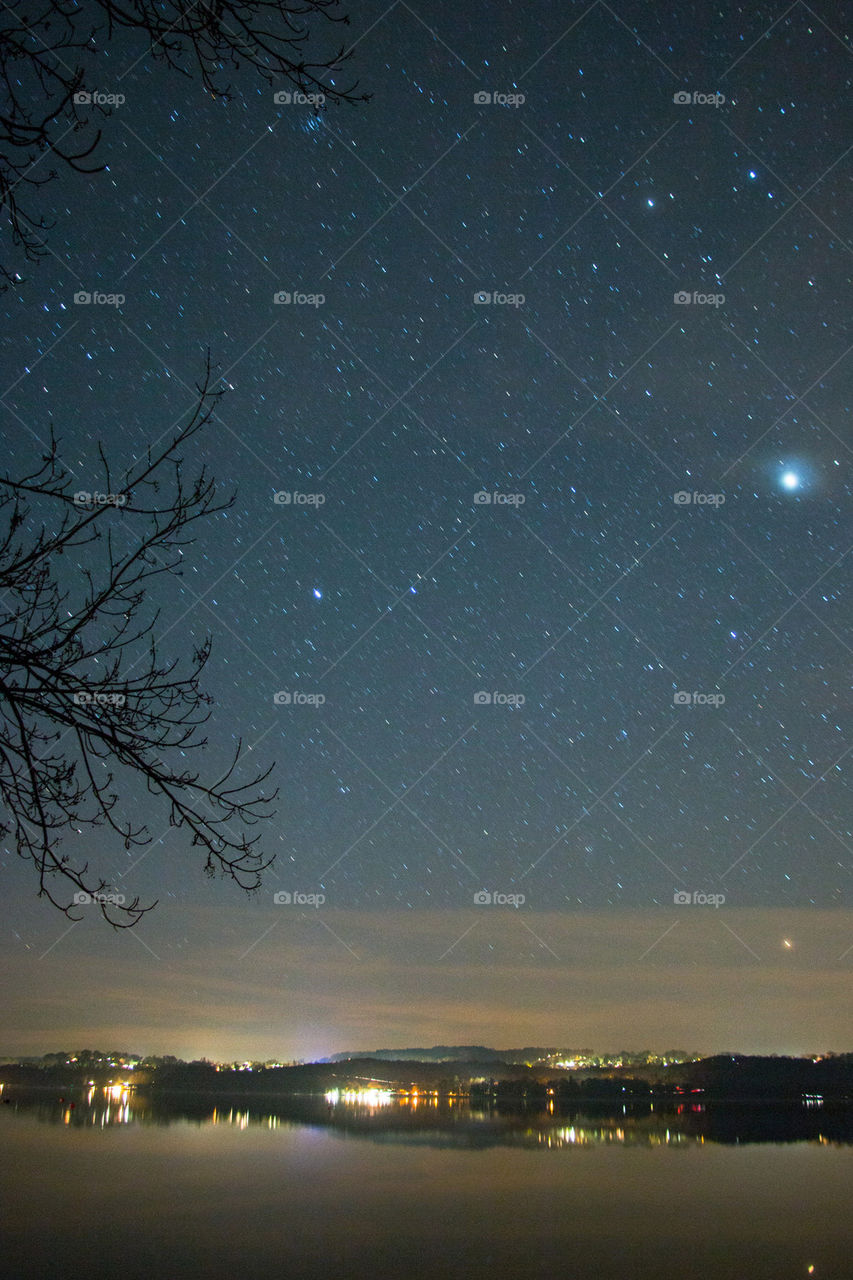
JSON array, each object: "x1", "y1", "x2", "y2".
[{"x1": 324, "y1": 1087, "x2": 393, "y2": 1107}]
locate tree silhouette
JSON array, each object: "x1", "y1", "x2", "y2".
[
  {"x1": 0, "y1": 0, "x2": 367, "y2": 281},
  {"x1": 0, "y1": 358, "x2": 278, "y2": 926}
]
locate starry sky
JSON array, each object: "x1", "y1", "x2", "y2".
[{"x1": 1, "y1": 0, "x2": 851, "y2": 1059}]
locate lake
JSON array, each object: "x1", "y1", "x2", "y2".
[{"x1": 2, "y1": 1088, "x2": 851, "y2": 1279}]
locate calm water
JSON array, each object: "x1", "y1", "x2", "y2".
[{"x1": 2, "y1": 1088, "x2": 852, "y2": 1279}]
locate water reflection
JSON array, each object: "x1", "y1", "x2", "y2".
[{"x1": 3, "y1": 1086, "x2": 852, "y2": 1148}]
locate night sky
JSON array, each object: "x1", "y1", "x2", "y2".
[{"x1": 1, "y1": 0, "x2": 851, "y2": 1059}]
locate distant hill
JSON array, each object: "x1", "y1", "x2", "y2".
[{"x1": 322, "y1": 1046, "x2": 562, "y2": 1063}]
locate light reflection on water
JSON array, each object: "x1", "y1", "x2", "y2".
[
  {"x1": 2, "y1": 1087, "x2": 851, "y2": 1149},
  {"x1": 2, "y1": 1088, "x2": 852, "y2": 1280}
]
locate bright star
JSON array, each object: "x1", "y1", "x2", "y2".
[{"x1": 313, "y1": 588, "x2": 323, "y2": 599}]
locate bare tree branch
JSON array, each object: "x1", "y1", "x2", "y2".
[
  {"x1": 0, "y1": 356, "x2": 278, "y2": 926},
  {"x1": 0, "y1": 0, "x2": 368, "y2": 282}
]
